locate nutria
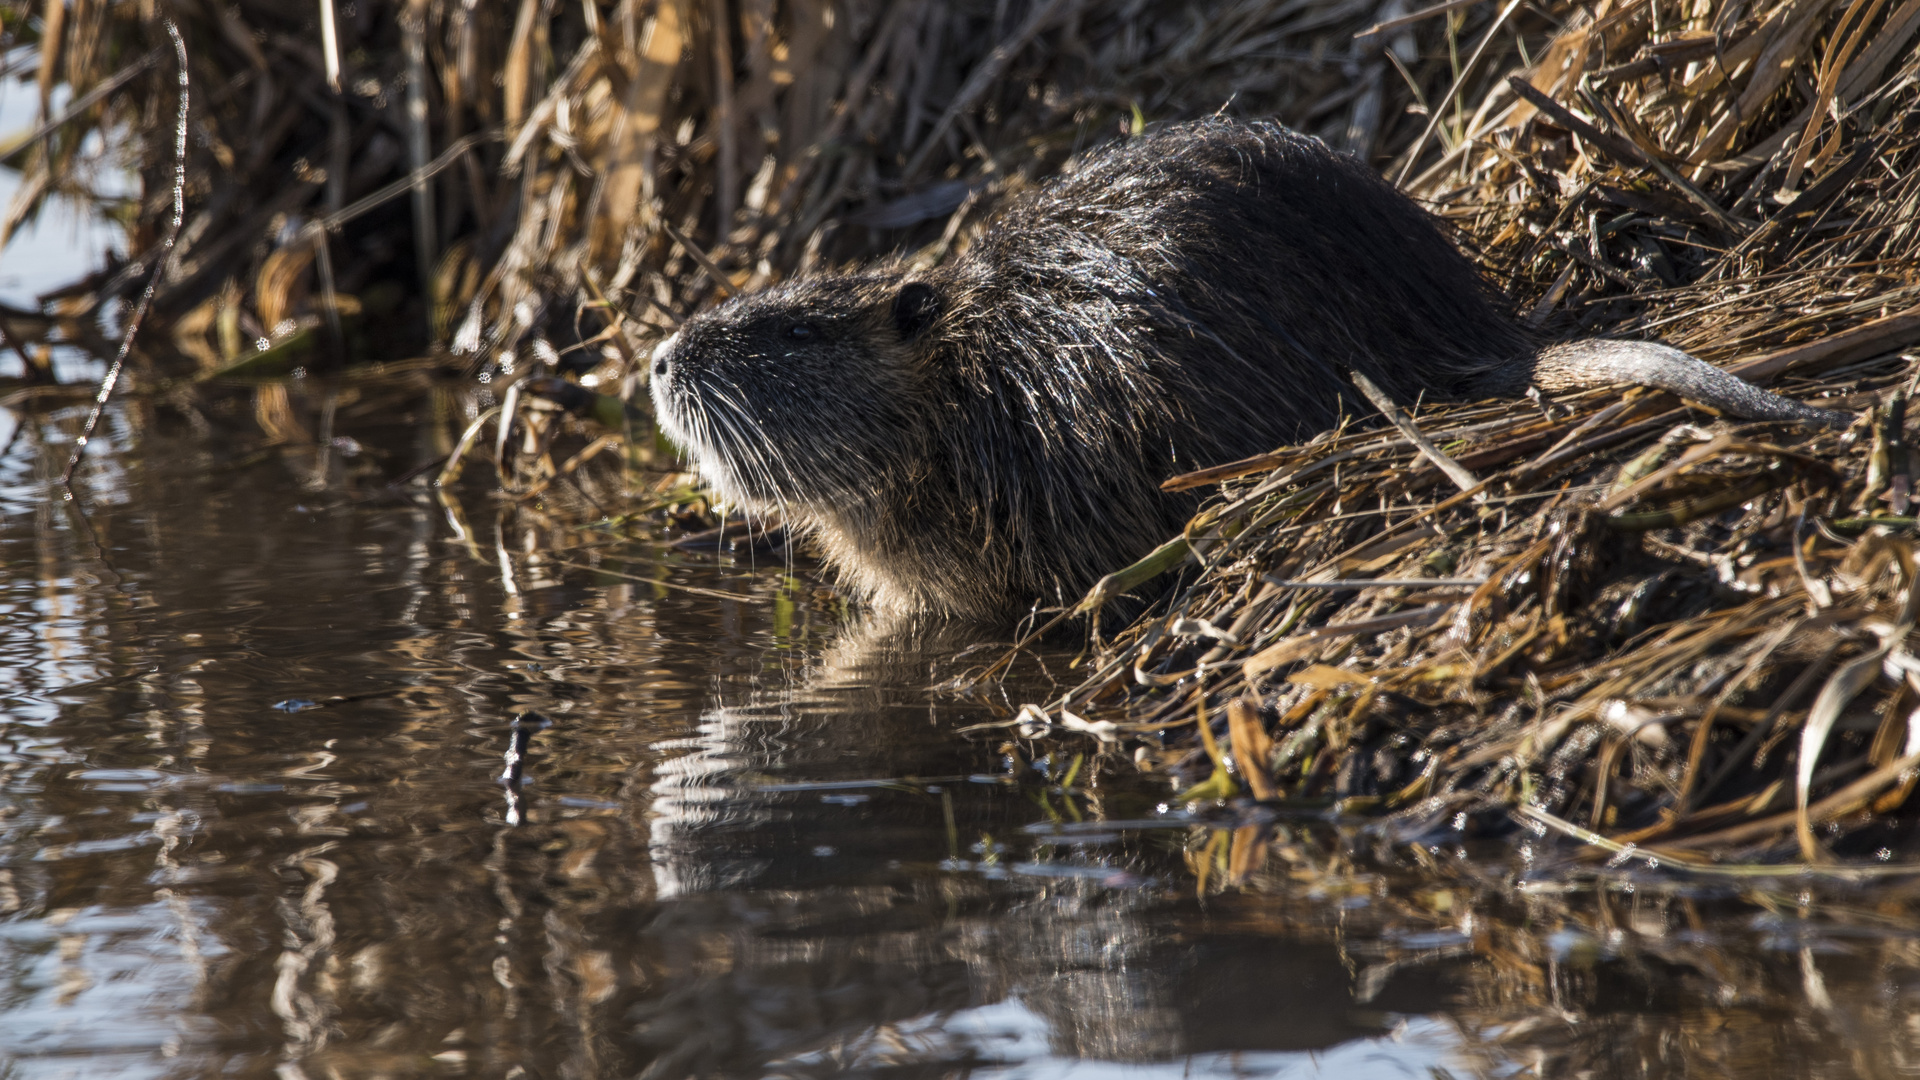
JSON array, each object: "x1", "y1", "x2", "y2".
[{"x1": 649, "y1": 118, "x2": 1846, "y2": 621}]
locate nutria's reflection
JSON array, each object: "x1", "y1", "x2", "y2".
[{"x1": 638, "y1": 677, "x2": 1415, "y2": 1074}]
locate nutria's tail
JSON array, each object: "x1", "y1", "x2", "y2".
[{"x1": 1479, "y1": 339, "x2": 1850, "y2": 428}]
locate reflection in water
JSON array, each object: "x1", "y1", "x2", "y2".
[{"x1": 0, "y1": 398, "x2": 1919, "y2": 1078}]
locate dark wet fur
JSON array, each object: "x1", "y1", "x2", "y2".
[{"x1": 650, "y1": 118, "x2": 1844, "y2": 621}]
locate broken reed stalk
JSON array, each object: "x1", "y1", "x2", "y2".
[
  {"x1": 1351, "y1": 370, "x2": 1482, "y2": 496},
  {"x1": 60, "y1": 19, "x2": 188, "y2": 485}
]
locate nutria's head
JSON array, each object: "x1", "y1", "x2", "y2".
[{"x1": 648, "y1": 272, "x2": 946, "y2": 514}]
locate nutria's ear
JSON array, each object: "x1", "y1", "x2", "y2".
[{"x1": 892, "y1": 281, "x2": 941, "y2": 341}]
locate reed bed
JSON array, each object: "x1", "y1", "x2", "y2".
[{"x1": 5, "y1": 0, "x2": 1920, "y2": 861}]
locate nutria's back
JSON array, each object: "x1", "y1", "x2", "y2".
[{"x1": 649, "y1": 118, "x2": 1832, "y2": 621}]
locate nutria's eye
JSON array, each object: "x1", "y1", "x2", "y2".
[
  {"x1": 893, "y1": 281, "x2": 941, "y2": 340},
  {"x1": 786, "y1": 323, "x2": 816, "y2": 341}
]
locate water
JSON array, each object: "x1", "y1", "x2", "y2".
[{"x1": 5, "y1": 140, "x2": 1920, "y2": 1080}]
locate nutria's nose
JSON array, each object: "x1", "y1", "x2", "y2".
[{"x1": 650, "y1": 331, "x2": 680, "y2": 380}]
